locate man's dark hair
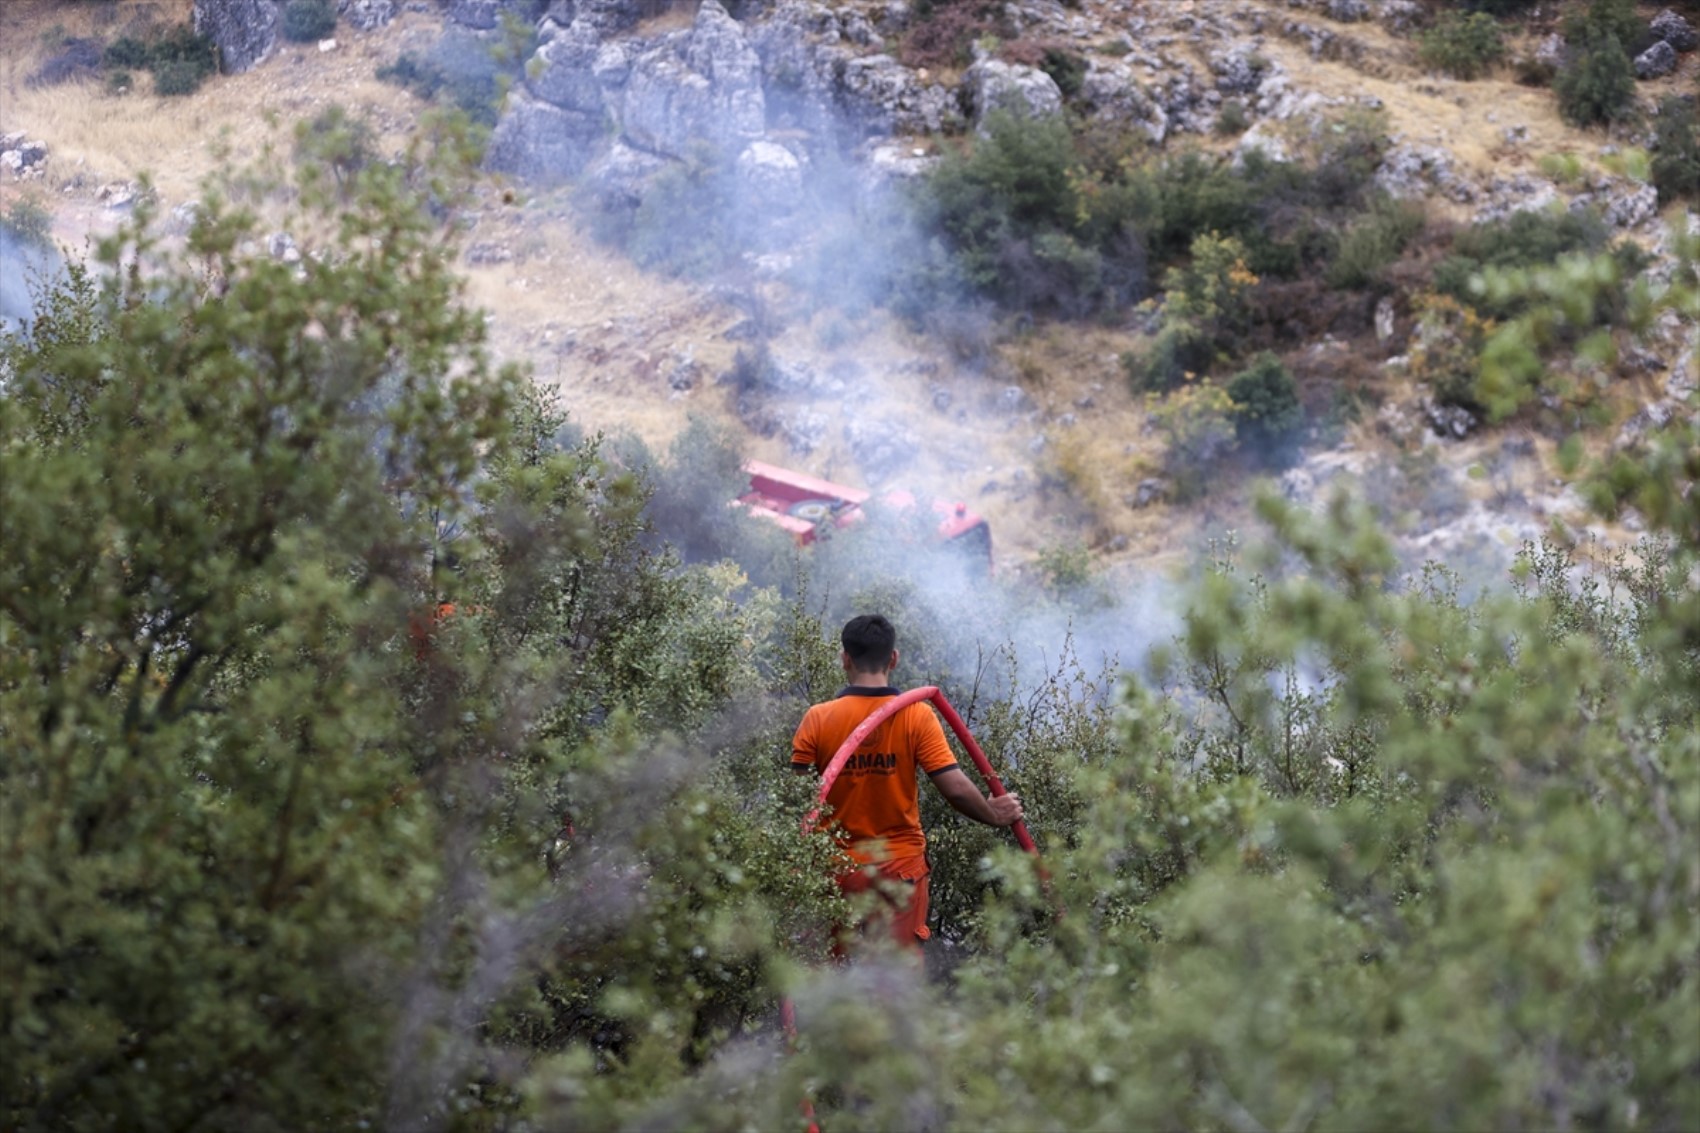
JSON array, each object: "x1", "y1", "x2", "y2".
[{"x1": 841, "y1": 614, "x2": 896, "y2": 673}]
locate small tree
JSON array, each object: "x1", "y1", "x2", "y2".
[
  {"x1": 1555, "y1": 27, "x2": 1637, "y2": 128},
  {"x1": 1419, "y1": 11, "x2": 1506, "y2": 80},
  {"x1": 1651, "y1": 96, "x2": 1700, "y2": 205},
  {"x1": 1226, "y1": 351, "x2": 1303, "y2": 458},
  {"x1": 281, "y1": 0, "x2": 338, "y2": 43}
]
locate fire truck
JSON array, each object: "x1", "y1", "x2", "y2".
[{"x1": 733, "y1": 460, "x2": 993, "y2": 570}]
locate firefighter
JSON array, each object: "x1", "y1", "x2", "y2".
[{"x1": 791, "y1": 614, "x2": 1023, "y2": 953}]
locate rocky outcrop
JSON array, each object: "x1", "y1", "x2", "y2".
[
  {"x1": 964, "y1": 57, "x2": 1064, "y2": 130},
  {"x1": 1650, "y1": 8, "x2": 1698, "y2": 52},
  {"x1": 1635, "y1": 40, "x2": 1679, "y2": 79},
  {"x1": 340, "y1": 0, "x2": 396, "y2": 31},
  {"x1": 618, "y1": 1, "x2": 765, "y2": 157},
  {"x1": 483, "y1": 87, "x2": 604, "y2": 183},
  {"x1": 193, "y1": 0, "x2": 279, "y2": 75},
  {"x1": 0, "y1": 133, "x2": 49, "y2": 179}
]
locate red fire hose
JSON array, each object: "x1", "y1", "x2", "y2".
[{"x1": 784, "y1": 686, "x2": 1041, "y2": 1130}]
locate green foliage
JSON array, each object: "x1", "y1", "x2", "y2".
[
  {"x1": 1145, "y1": 381, "x2": 1238, "y2": 501},
  {"x1": 293, "y1": 104, "x2": 378, "y2": 195},
  {"x1": 1478, "y1": 221, "x2": 1697, "y2": 420},
  {"x1": 281, "y1": 0, "x2": 338, "y2": 44},
  {"x1": 1407, "y1": 293, "x2": 1495, "y2": 412},
  {"x1": 1325, "y1": 195, "x2": 1425, "y2": 291},
  {"x1": 1039, "y1": 46, "x2": 1087, "y2": 99},
  {"x1": 1434, "y1": 206, "x2": 1638, "y2": 320},
  {"x1": 1419, "y1": 11, "x2": 1506, "y2": 79},
  {"x1": 97, "y1": 24, "x2": 218, "y2": 96},
  {"x1": 1561, "y1": 0, "x2": 1649, "y2": 55},
  {"x1": 375, "y1": 25, "x2": 526, "y2": 128},
  {"x1": 1651, "y1": 96, "x2": 1700, "y2": 205},
  {"x1": 1226, "y1": 351, "x2": 1303, "y2": 455},
  {"x1": 1214, "y1": 97, "x2": 1249, "y2": 135},
  {"x1": 1554, "y1": 19, "x2": 1637, "y2": 128},
  {"x1": 1127, "y1": 232, "x2": 1259, "y2": 392},
  {"x1": 1, "y1": 194, "x2": 53, "y2": 249}
]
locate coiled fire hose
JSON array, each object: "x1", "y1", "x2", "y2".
[{"x1": 781, "y1": 686, "x2": 1041, "y2": 1130}]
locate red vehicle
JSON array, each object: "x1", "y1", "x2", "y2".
[{"x1": 734, "y1": 460, "x2": 993, "y2": 570}]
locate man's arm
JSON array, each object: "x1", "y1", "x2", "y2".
[{"x1": 929, "y1": 768, "x2": 1023, "y2": 827}]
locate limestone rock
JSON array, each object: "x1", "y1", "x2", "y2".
[
  {"x1": 193, "y1": 0, "x2": 278, "y2": 75},
  {"x1": 1650, "y1": 8, "x2": 1698, "y2": 52},
  {"x1": 964, "y1": 58, "x2": 1064, "y2": 129},
  {"x1": 1376, "y1": 145, "x2": 1476, "y2": 204},
  {"x1": 545, "y1": 0, "x2": 646, "y2": 36},
  {"x1": 1635, "y1": 40, "x2": 1679, "y2": 79},
  {"x1": 736, "y1": 140, "x2": 804, "y2": 212},
  {"x1": 339, "y1": 0, "x2": 396, "y2": 31},
  {"x1": 529, "y1": 18, "x2": 607, "y2": 114},
  {"x1": 483, "y1": 87, "x2": 603, "y2": 183},
  {"x1": 1080, "y1": 63, "x2": 1167, "y2": 141},
  {"x1": 617, "y1": 1, "x2": 764, "y2": 157},
  {"x1": 1210, "y1": 46, "x2": 1267, "y2": 95},
  {"x1": 1604, "y1": 183, "x2": 1659, "y2": 230}
]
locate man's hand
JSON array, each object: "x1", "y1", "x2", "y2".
[
  {"x1": 932, "y1": 768, "x2": 1025, "y2": 828},
  {"x1": 986, "y1": 791, "x2": 1023, "y2": 827}
]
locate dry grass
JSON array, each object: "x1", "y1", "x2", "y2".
[{"x1": 1, "y1": 0, "x2": 441, "y2": 204}]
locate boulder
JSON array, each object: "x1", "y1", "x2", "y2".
[
  {"x1": 339, "y1": 0, "x2": 396, "y2": 32},
  {"x1": 1650, "y1": 8, "x2": 1698, "y2": 52},
  {"x1": 735, "y1": 140, "x2": 804, "y2": 212},
  {"x1": 446, "y1": 0, "x2": 535, "y2": 30},
  {"x1": 1604, "y1": 183, "x2": 1659, "y2": 229},
  {"x1": 837, "y1": 54, "x2": 962, "y2": 135},
  {"x1": 1210, "y1": 46, "x2": 1267, "y2": 95},
  {"x1": 1080, "y1": 63, "x2": 1167, "y2": 142},
  {"x1": 545, "y1": 0, "x2": 646, "y2": 36},
  {"x1": 193, "y1": 0, "x2": 278, "y2": 75},
  {"x1": 617, "y1": 1, "x2": 764, "y2": 157},
  {"x1": 1376, "y1": 145, "x2": 1475, "y2": 203},
  {"x1": 529, "y1": 18, "x2": 607, "y2": 114},
  {"x1": 843, "y1": 418, "x2": 918, "y2": 481},
  {"x1": 483, "y1": 87, "x2": 603, "y2": 183},
  {"x1": 964, "y1": 58, "x2": 1064, "y2": 129},
  {"x1": 1634, "y1": 40, "x2": 1679, "y2": 79}
]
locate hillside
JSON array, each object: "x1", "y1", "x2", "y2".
[{"x1": 2, "y1": 0, "x2": 1696, "y2": 580}]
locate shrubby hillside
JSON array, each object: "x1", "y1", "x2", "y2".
[
  {"x1": 1, "y1": 0, "x2": 1698, "y2": 1129},
  {"x1": 3, "y1": 107, "x2": 1698, "y2": 1130}
]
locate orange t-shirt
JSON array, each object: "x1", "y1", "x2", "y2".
[{"x1": 792, "y1": 687, "x2": 959, "y2": 865}]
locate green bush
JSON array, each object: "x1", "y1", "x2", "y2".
[
  {"x1": 1039, "y1": 47, "x2": 1087, "y2": 99},
  {"x1": 1433, "y1": 206, "x2": 1635, "y2": 319},
  {"x1": 153, "y1": 58, "x2": 206, "y2": 96},
  {"x1": 1651, "y1": 96, "x2": 1700, "y2": 205},
  {"x1": 1418, "y1": 11, "x2": 1505, "y2": 79},
  {"x1": 102, "y1": 34, "x2": 150, "y2": 70},
  {"x1": 281, "y1": 0, "x2": 338, "y2": 44},
  {"x1": 1, "y1": 195, "x2": 54, "y2": 249},
  {"x1": 1215, "y1": 98, "x2": 1249, "y2": 135},
  {"x1": 1326, "y1": 196, "x2": 1425, "y2": 291},
  {"x1": 1554, "y1": 26, "x2": 1637, "y2": 128},
  {"x1": 1226, "y1": 351, "x2": 1303, "y2": 456}
]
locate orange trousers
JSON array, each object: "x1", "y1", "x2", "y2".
[{"x1": 834, "y1": 855, "x2": 930, "y2": 954}]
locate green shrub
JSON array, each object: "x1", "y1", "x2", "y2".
[
  {"x1": 1554, "y1": 27, "x2": 1637, "y2": 128},
  {"x1": 1039, "y1": 47, "x2": 1087, "y2": 99},
  {"x1": 1124, "y1": 318, "x2": 1213, "y2": 393},
  {"x1": 1434, "y1": 207, "x2": 1625, "y2": 319},
  {"x1": 293, "y1": 105, "x2": 377, "y2": 194},
  {"x1": 1651, "y1": 96, "x2": 1700, "y2": 205},
  {"x1": 152, "y1": 58, "x2": 206, "y2": 96},
  {"x1": 1418, "y1": 11, "x2": 1505, "y2": 79},
  {"x1": 281, "y1": 0, "x2": 338, "y2": 44},
  {"x1": 1215, "y1": 98, "x2": 1249, "y2": 135},
  {"x1": 1326, "y1": 196, "x2": 1425, "y2": 291},
  {"x1": 102, "y1": 34, "x2": 150, "y2": 70},
  {"x1": 1226, "y1": 351, "x2": 1303, "y2": 456},
  {"x1": 1561, "y1": 0, "x2": 1649, "y2": 56},
  {"x1": 1, "y1": 195, "x2": 54, "y2": 249},
  {"x1": 1145, "y1": 381, "x2": 1237, "y2": 501}
]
